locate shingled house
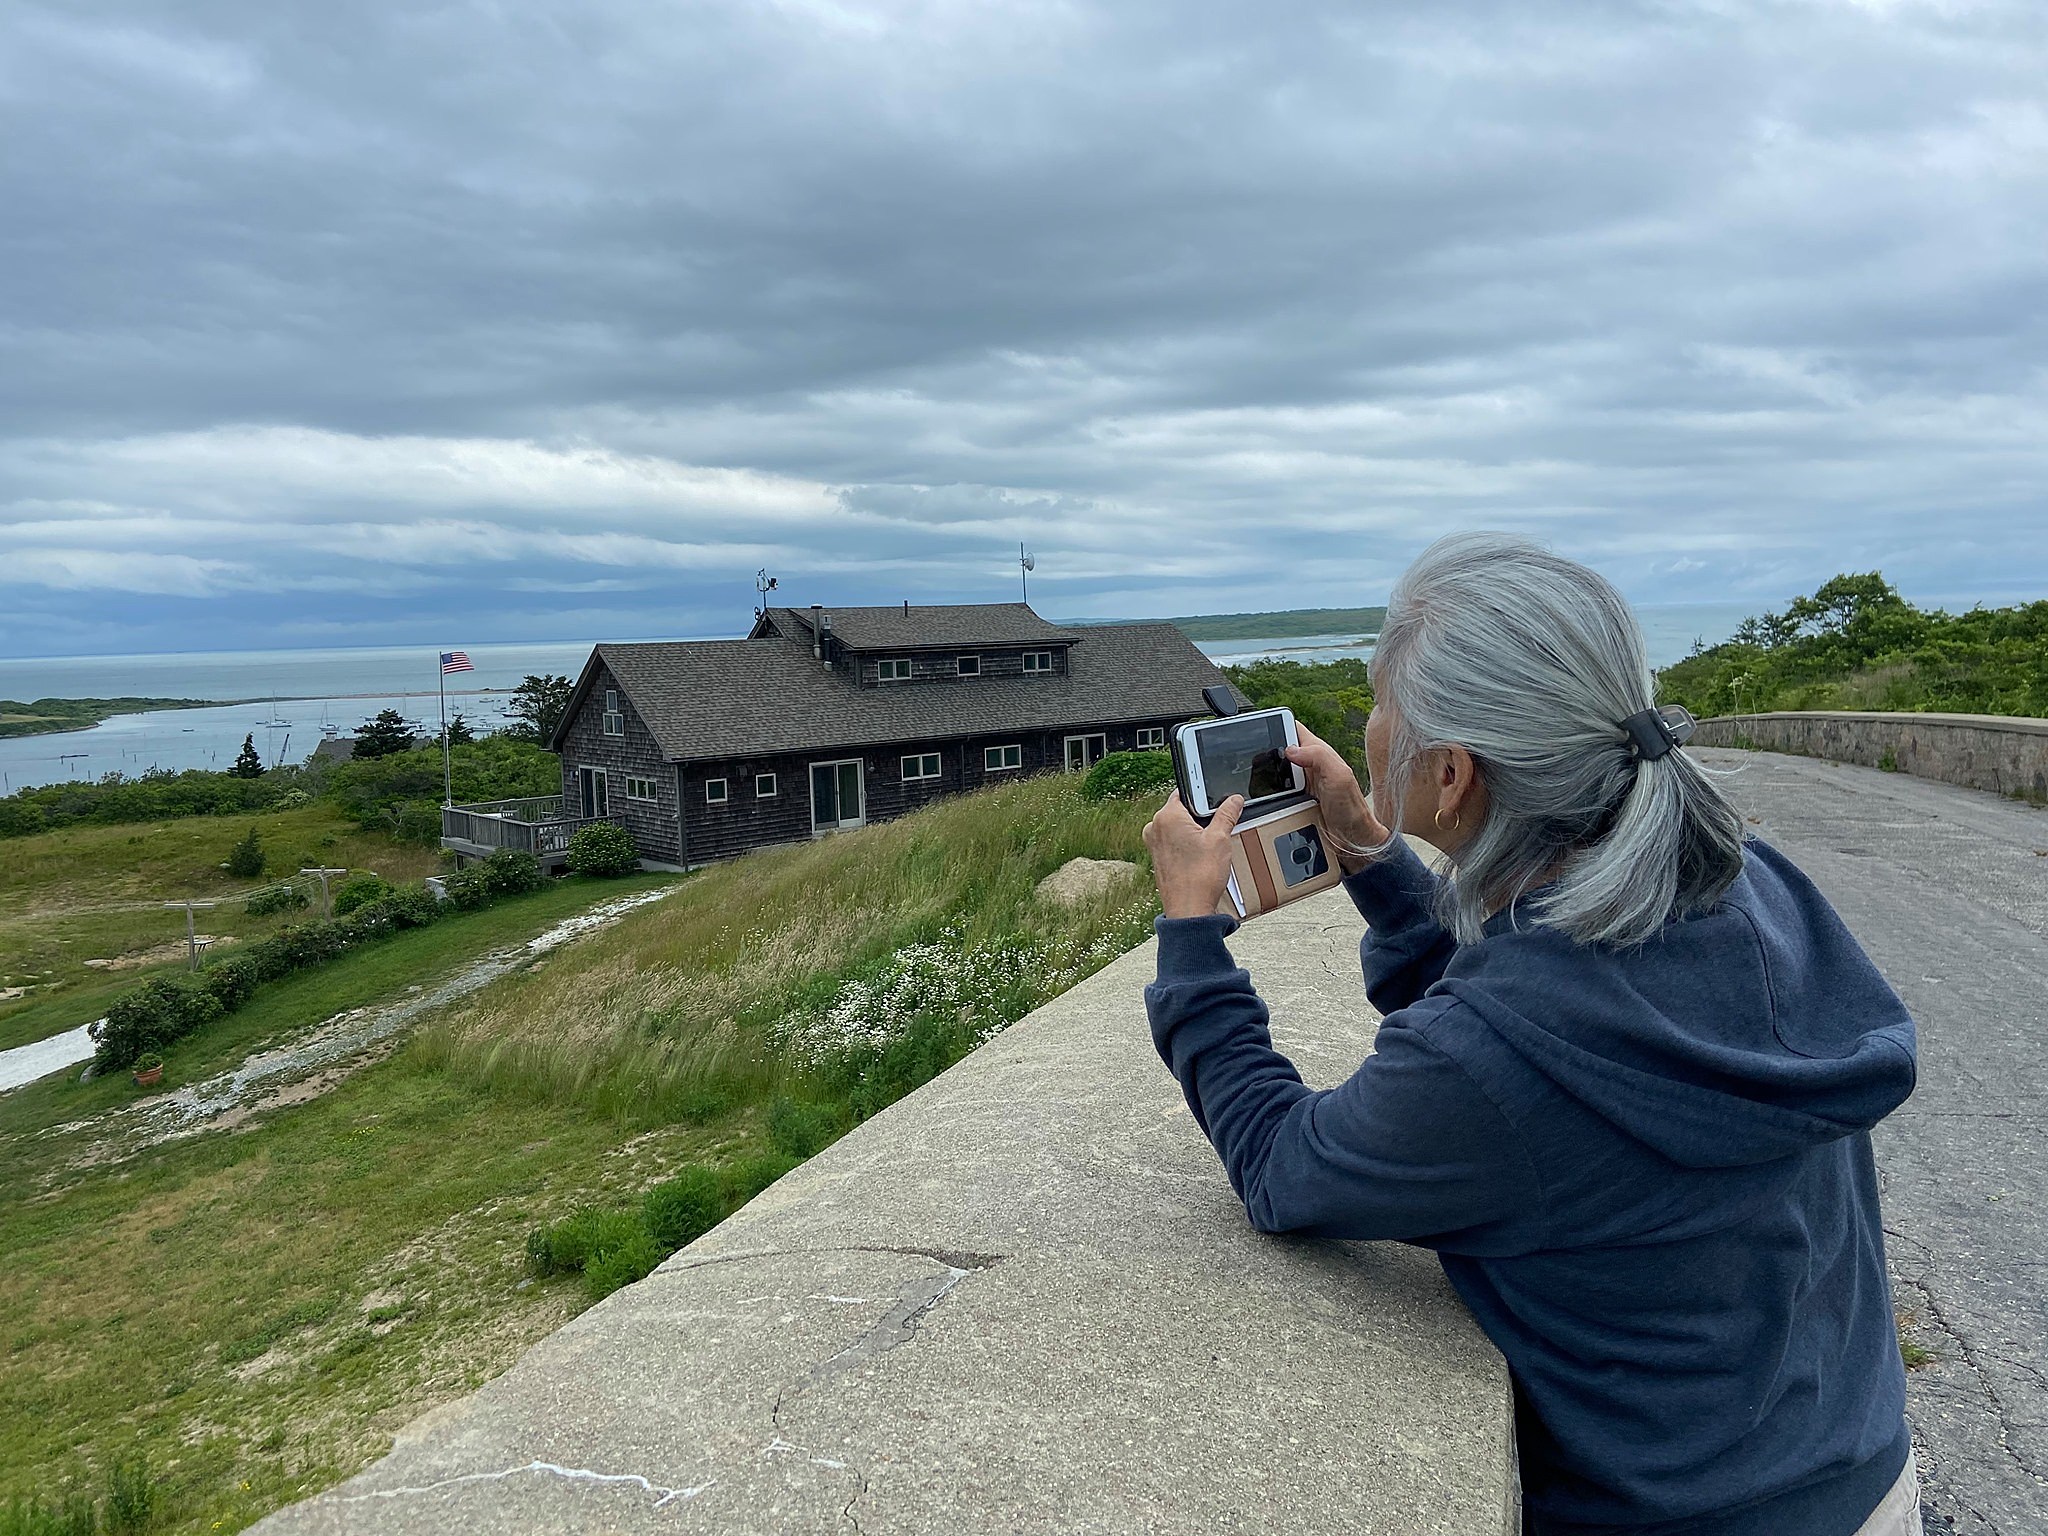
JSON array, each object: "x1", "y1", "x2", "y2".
[{"x1": 441, "y1": 602, "x2": 1229, "y2": 870}]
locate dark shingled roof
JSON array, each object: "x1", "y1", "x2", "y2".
[
  {"x1": 757, "y1": 602, "x2": 1082, "y2": 652},
  {"x1": 582, "y1": 620, "x2": 1226, "y2": 761}
]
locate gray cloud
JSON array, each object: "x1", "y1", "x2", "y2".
[{"x1": 1, "y1": 0, "x2": 2043, "y2": 656}]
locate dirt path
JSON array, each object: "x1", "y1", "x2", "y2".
[{"x1": 11, "y1": 886, "x2": 680, "y2": 1162}]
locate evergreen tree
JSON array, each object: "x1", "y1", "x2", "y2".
[
  {"x1": 503, "y1": 674, "x2": 574, "y2": 744},
  {"x1": 444, "y1": 714, "x2": 475, "y2": 746},
  {"x1": 352, "y1": 708, "x2": 416, "y2": 759},
  {"x1": 231, "y1": 733, "x2": 265, "y2": 778},
  {"x1": 225, "y1": 827, "x2": 265, "y2": 878}
]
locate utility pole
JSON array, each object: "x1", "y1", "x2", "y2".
[
  {"x1": 1019, "y1": 543, "x2": 1034, "y2": 604},
  {"x1": 162, "y1": 900, "x2": 219, "y2": 971},
  {"x1": 300, "y1": 866, "x2": 348, "y2": 920}
]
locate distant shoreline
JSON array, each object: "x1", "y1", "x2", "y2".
[{"x1": 0, "y1": 698, "x2": 229, "y2": 742}]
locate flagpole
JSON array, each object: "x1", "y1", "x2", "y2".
[{"x1": 439, "y1": 654, "x2": 452, "y2": 808}]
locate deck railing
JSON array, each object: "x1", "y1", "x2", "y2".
[{"x1": 441, "y1": 798, "x2": 617, "y2": 856}]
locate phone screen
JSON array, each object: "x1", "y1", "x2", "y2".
[{"x1": 1193, "y1": 713, "x2": 1296, "y2": 808}]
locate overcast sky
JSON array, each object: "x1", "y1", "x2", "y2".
[{"x1": 3, "y1": 0, "x2": 2043, "y2": 657}]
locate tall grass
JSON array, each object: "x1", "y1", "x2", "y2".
[{"x1": 412, "y1": 772, "x2": 1160, "y2": 1120}]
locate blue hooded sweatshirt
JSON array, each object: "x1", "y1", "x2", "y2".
[{"x1": 1144, "y1": 836, "x2": 1917, "y2": 1535}]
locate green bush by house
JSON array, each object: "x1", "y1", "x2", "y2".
[
  {"x1": 567, "y1": 822, "x2": 639, "y2": 877},
  {"x1": 1080, "y1": 749, "x2": 1175, "y2": 802}
]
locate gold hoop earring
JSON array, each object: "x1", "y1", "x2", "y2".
[{"x1": 1434, "y1": 807, "x2": 1461, "y2": 833}]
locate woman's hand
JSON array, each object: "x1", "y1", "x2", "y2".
[
  {"x1": 1286, "y1": 724, "x2": 1389, "y2": 872},
  {"x1": 1143, "y1": 791, "x2": 1244, "y2": 920}
]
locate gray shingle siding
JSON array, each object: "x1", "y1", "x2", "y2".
[{"x1": 555, "y1": 659, "x2": 681, "y2": 864}]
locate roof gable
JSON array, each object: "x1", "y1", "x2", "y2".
[
  {"x1": 754, "y1": 602, "x2": 1081, "y2": 653},
  {"x1": 581, "y1": 622, "x2": 1224, "y2": 762}
]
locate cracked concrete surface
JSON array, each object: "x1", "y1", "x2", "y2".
[
  {"x1": 1700, "y1": 750, "x2": 2048, "y2": 1535},
  {"x1": 250, "y1": 889, "x2": 1513, "y2": 1534}
]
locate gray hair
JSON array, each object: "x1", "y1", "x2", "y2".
[{"x1": 1368, "y1": 532, "x2": 1746, "y2": 947}]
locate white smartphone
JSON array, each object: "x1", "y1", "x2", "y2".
[{"x1": 1172, "y1": 706, "x2": 1307, "y2": 822}]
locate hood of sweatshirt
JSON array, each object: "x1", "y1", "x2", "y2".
[{"x1": 1432, "y1": 838, "x2": 1917, "y2": 1170}]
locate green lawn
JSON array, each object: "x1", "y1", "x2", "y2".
[
  {"x1": 0, "y1": 872, "x2": 683, "y2": 1533},
  {"x1": 0, "y1": 773, "x2": 1160, "y2": 1534},
  {"x1": 0, "y1": 806, "x2": 442, "y2": 1051}
]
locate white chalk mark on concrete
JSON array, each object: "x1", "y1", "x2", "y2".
[{"x1": 334, "y1": 1459, "x2": 714, "y2": 1508}]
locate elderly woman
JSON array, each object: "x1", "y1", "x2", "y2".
[{"x1": 1142, "y1": 534, "x2": 1919, "y2": 1536}]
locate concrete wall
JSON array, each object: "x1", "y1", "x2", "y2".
[
  {"x1": 252, "y1": 886, "x2": 1515, "y2": 1535},
  {"x1": 1692, "y1": 711, "x2": 2048, "y2": 804}
]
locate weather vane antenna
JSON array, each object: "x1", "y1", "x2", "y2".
[
  {"x1": 754, "y1": 568, "x2": 778, "y2": 620},
  {"x1": 1019, "y1": 543, "x2": 1035, "y2": 604}
]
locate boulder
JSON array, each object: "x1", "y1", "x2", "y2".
[{"x1": 1034, "y1": 856, "x2": 1141, "y2": 908}]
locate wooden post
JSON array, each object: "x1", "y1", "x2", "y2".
[{"x1": 161, "y1": 900, "x2": 219, "y2": 971}]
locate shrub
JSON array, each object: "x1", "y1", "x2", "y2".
[
  {"x1": 331, "y1": 874, "x2": 393, "y2": 917},
  {"x1": 567, "y1": 821, "x2": 639, "y2": 877},
  {"x1": 133, "y1": 1053, "x2": 163, "y2": 1072},
  {"x1": 95, "y1": 975, "x2": 226, "y2": 1070},
  {"x1": 767, "y1": 1096, "x2": 844, "y2": 1160},
  {"x1": 353, "y1": 883, "x2": 443, "y2": 930},
  {"x1": 482, "y1": 847, "x2": 545, "y2": 896},
  {"x1": 199, "y1": 956, "x2": 260, "y2": 1012},
  {"x1": 245, "y1": 920, "x2": 353, "y2": 981},
  {"x1": 103, "y1": 1454, "x2": 154, "y2": 1534},
  {"x1": 391, "y1": 799, "x2": 444, "y2": 847},
  {"x1": 443, "y1": 866, "x2": 493, "y2": 910},
  {"x1": 1081, "y1": 749, "x2": 1176, "y2": 803},
  {"x1": 524, "y1": 1207, "x2": 642, "y2": 1279},
  {"x1": 584, "y1": 1228, "x2": 665, "y2": 1300},
  {"x1": 245, "y1": 880, "x2": 309, "y2": 917},
  {"x1": 224, "y1": 827, "x2": 266, "y2": 878},
  {"x1": 642, "y1": 1168, "x2": 726, "y2": 1252},
  {"x1": 722, "y1": 1154, "x2": 799, "y2": 1206},
  {"x1": 273, "y1": 788, "x2": 312, "y2": 810}
]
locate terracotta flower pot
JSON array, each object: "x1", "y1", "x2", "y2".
[{"x1": 133, "y1": 1064, "x2": 165, "y2": 1089}]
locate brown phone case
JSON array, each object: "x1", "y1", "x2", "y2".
[{"x1": 1215, "y1": 799, "x2": 1342, "y2": 918}]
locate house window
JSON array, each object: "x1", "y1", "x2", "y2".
[
  {"x1": 1136, "y1": 726, "x2": 1166, "y2": 749},
  {"x1": 755, "y1": 772, "x2": 777, "y2": 798},
  {"x1": 877, "y1": 658, "x2": 912, "y2": 682},
  {"x1": 625, "y1": 775, "x2": 657, "y2": 801},
  {"x1": 902, "y1": 752, "x2": 941, "y2": 781},
  {"x1": 1022, "y1": 651, "x2": 1054, "y2": 673},
  {"x1": 602, "y1": 688, "x2": 624, "y2": 738},
  {"x1": 983, "y1": 744, "x2": 1021, "y2": 772},
  {"x1": 956, "y1": 654, "x2": 980, "y2": 677},
  {"x1": 705, "y1": 778, "x2": 729, "y2": 804}
]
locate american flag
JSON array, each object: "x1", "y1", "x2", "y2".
[{"x1": 440, "y1": 651, "x2": 474, "y2": 675}]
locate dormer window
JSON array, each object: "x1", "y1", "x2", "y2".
[
  {"x1": 877, "y1": 658, "x2": 912, "y2": 682},
  {"x1": 956, "y1": 655, "x2": 981, "y2": 677},
  {"x1": 1022, "y1": 651, "x2": 1053, "y2": 673},
  {"x1": 602, "y1": 689, "x2": 624, "y2": 737}
]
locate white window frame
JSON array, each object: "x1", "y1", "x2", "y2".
[
  {"x1": 956, "y1": 654, "x2": 981, "y2": 677},
  {"x1": 902, "y1": 752, "x2": 941, "y2": 782},
  {"x1": 1022, "y1": 650, "x2": 1053, "y2": 673},
  {"x1": 705, "y1": 777, "x2": 729, "y2": 804},
  {"x1": 876, "y1": 657, "x2": 913, "y2": 682},
  {"x1": 1136, "y1": 726, "x2": 1166, "y2": 749},
  {"x1": 625, "y1": 774, "x2": 656, "y2": 802},
  {"x1": 1064, "y1": 733, "x2": 1108, "y2": 773},
  {"x1": 983, "y1": 743, "x2": 1021, "y2": 772},
  {"x1": 755, "y1": 772, "x2": 777, "y2": 798},
  {"x1": 601, "y1": 688, "x2": 624, "y2": 738}
]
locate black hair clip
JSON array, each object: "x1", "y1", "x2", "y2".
[{"x1": 1619, "y1": 704, "x2": 1695, "y2": 761}]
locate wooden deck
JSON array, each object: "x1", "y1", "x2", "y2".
[{"x1": 440, "y1": 797, "x2": 615, "y2": 865}]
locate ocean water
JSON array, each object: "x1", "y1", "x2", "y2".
[{"x1": 0, "y1": 604, "x2": 1754, "y2": 794}]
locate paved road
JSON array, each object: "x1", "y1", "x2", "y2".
[{"x1": 1698, "y1": 749, "x2": 2048, "y2": 1535}]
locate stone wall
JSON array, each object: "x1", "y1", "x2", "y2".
[
  {"x1": 251, "y1": 886, "x2": 1515, "y2": 1534},
  {"x1": 1692, "y1": 711, "x2": 2048, "y2": 803}
]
